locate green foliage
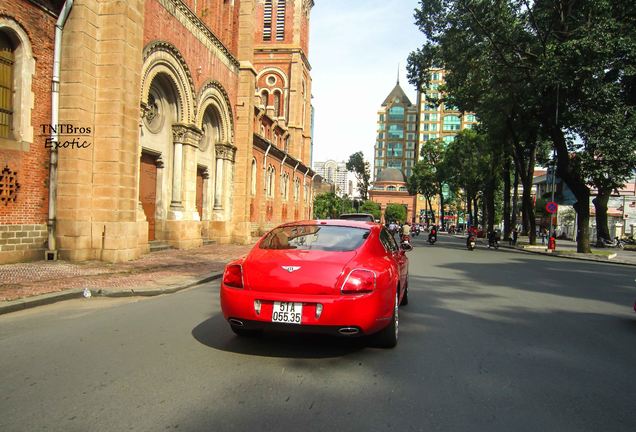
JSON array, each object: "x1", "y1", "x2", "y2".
[
  {"x1": 360, "y1": 200, "x2": 381, "y2": 220},
  {"x1": 346, "y1": 151, "x2": 371, "y2": 200},
  {"x1": 313, "y1": 193, "x2": 340, "y2": 219},
  {"x1": 384, "y1": 204, "x2": 407, "y2": 224}
]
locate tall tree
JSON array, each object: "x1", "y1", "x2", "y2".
[{"x1": 346, "y1": 152, "x2": 371, "y2": 200}]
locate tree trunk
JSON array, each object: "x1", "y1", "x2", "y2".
[
  {"x1": 593, "y1": 189, "x2": 611, "y2": 245},
  {"x1": 439, "y1": 192, "x2": 445, "y2": 229},
  {"x1": 426, "y1": 196, "x2": 435, "y2": 224},
  {"x1": 511, "y1": 168, "x2": 519, "y2": 231},
  {"x1": 546, "y1": 119, "x2": 591, "y2": 253},
  {"x1": 502, "y1": 155, "x2": 511, "y2": 240},
  {"x1": 473, "y1": 198, "x2": 479, "y2": 227}
]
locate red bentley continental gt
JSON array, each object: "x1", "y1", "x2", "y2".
[{"x1": 220, "y1": 220, "x2": 412, "y2": 348}]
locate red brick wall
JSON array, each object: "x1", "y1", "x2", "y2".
[
  {"x1": 0, "y1": 0, "x2": 56, "y2": 225},
  {"x1": 143, "y1": 0, "x2": 239, "y2": 121}
]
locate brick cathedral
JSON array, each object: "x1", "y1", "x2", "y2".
[{"x1": 0, "y1": 0, "x2": 316, "y2": 264}]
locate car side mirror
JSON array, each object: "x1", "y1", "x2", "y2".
[{"x1": 400, "y1": 242, "x2": 413, "y2": 252}]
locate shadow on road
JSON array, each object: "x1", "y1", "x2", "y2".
[{"x1": 191, "y1": 314, "x2": 367, "y2": 359}]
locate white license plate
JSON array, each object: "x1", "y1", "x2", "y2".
[{"x1": 272, "y1": 302, "x2": 303, "y2": 324}]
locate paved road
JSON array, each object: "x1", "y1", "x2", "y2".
[{"x1": 1, "y1": 234, "x2": 635, "y2": 431}]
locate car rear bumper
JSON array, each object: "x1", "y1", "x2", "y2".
[{"x1": 220, "y1": 285, "x2": 393, "y2": 336}]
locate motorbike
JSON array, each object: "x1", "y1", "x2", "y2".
[
  {"x1": 602, "y1": 237, "x2": 625, "y2": 249},
  {"x1": 428, "y1": 229, "x2": 437, "y2": 245},
  {"x1": 467, "y1": 235, "x2": 476, "y2": 251},
  {"x1": 401, "y1": 234, "x2": 412, "y2": 245}
]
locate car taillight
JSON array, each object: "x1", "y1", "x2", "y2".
[
  {"x1": 341, "y1": 269, "x2": 376, "y2": 294},
  {"x1": 223, "y1": 264, "x2": 244, "y2": 288}
]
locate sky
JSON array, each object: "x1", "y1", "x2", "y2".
[{"x1": 308, "y1": 0, "x2": 426, "y2": 168}]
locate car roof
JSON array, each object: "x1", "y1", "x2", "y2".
[{"x1": 275, "y1": 219, "x2": 378, "y2": 229}]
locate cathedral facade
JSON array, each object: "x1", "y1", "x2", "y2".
[{"x1": 0, "y1": 0, "x2": 315, "y2": 264}]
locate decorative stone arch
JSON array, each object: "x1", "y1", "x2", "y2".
[
  {"x1": 0, "y1": 17, "x2": 35, "y2": 150},
  {"x1": 140, "y1": 41, "x2": 196, "y2": 124},
  {"x1": 196, "y1": 80, "x2": 234, "y2": 144},
  {"x1": 257, "y1": 67, "x2": 289, "y2": 89}
]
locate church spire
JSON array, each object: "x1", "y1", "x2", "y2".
[{"x1": 397, "y1": 63, "x2": 400, "y2": 85}]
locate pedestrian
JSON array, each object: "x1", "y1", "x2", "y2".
[
  {"x1": 512, "y1": 227, "x2": 518, "y2": 246},
  {"x1": 540, "y1": 227, "x2": 547, "y2": 245}
]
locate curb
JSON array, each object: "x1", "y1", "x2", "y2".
[{"x1": 0, "y1": 273, "x2": 222, "y2": 316}]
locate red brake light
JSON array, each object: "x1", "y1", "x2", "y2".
[
  {"x1": 223, "y1": 264, "x2": 244, "y2": 288},
  {"x1": 341, "y1": 269, "x2": 376, "y2": 294}
]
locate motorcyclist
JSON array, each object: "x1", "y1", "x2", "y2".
[
  {"x1": 466, "y1": 226, "x2": 477, "y2": 248},
  {"x1": 401, "y1": 222, "x2": 411, "y2": 243},
  {"x1": 488, "y1": 230, "x2": 497, "y2": 248},
  {"x1": 428, "y1": 225, "x2": 438, "y2": 243}
]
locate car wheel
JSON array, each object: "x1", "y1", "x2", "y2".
[
  {"x1": 373, "y1": 292, "x2": 399, "y2": 348},
  {"x1": 230, "y1": 326, "x2": 262, "y2": 338},
  {"x1": 400, "y1": 282, "x2": 409, "y2": 306}
]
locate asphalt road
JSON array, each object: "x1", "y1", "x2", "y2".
[{"x1": 1, "y1": 234, "x2": 635, "y2": 432}]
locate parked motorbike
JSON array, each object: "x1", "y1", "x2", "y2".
[
  {"x1": 467, "y1": 235, "x2": 476, "y2": 251},
  {"x1": 603, "y1": 237, "x2": 625, "y2": 249}
]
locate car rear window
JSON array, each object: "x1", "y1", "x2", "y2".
[{"x1": 260, "y1": 225, "x2": 370, "y2": 251}]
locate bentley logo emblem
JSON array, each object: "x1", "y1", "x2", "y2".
[{"x1": 282, "y1": 266, "x2": 301, "y2": 273}]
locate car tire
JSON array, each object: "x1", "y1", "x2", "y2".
[
  {"x1": 400, "y1": 282, "x2": 409, "y2": 306},
  {"x1": 373, "y1": 292, "x2": 399, "y2": 348},
  {"x1": 230, "y1": 326, "x2": 262, "y2": 338}
]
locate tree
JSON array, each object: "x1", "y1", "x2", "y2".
[
  {"x1": 313, "y1": 192, "x2": 340, "y2": 219},
  {"x1": 407, "y1": 160, "x2": 438, "y2": 224},
  {"x1": 410, "y1": 0, "x2": 636, "y2": 252},
  {"x1": 419, "y1": 138, "x2": 447, "y2": 228},
  {"x1": 346, "y1": 151, "x2": 371, "y2": 200},
  {"x1": 360, "y1": 200, "x2": 381, "y2": 221},
  {"x1": 384, "y1": 204, "x2": 407, "y2": 224}
]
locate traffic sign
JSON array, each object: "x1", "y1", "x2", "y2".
[{"x1": 545, "y1": 201, "x2": 558, "y2": 214}]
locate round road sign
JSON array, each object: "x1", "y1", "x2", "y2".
[{"x1": 546, "y1": 201, "x2": 558, "y2": 214}]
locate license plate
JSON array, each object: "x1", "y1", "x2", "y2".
[{"x1": 272, "y1": 302, "x2": 302, "y2": 324}]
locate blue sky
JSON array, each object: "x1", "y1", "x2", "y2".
[{"x1": 309, "y1": 0, "x2": 426, "y2": 168}]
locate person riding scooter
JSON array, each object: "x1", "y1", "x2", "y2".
[
  {"x1": 428, "y1": 225, "x2": 438, "y2": 244},
  {"x1": 466, "y1": 226, "x2": 477, "y2": 250},
  {"x1": 401, "y1": 222, "x2": 412, "y2": 244}
]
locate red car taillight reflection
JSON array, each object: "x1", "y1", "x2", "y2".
[
  {"x1": 223, "y1": 264, "x2": 244, "y2": 288},
  {"x1": 341, "y1": 269, "x2": 376, "y2": 294}
]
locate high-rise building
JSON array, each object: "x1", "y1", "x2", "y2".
[
  {"x1": 374, "y1": 80, "x2": 418, "y2": 180},
  {"x1": 312, "y1": 160, "x2": 359, "y2": 198},
  {"x1": 418, "y1": 68, "x2": 478, "y2": 149}
]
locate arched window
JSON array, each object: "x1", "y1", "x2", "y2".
[
  {"x1": 266, "y1": 165, "x2": 275, "y2": 198},
  {"x1": 263, "y1": 0, "x2": 272, "y2": 41},
  {"x1": 276, "y1": 0, "x2": 286, "y2": 41},
  {"x1": 273, "y1": 91, "x2": 281, "y2": 117},
  {"x1": 260, "y1": 89, "x2": 268, "y2": 107},
  {"x1": 0, "y1": 32, "x2": 14, "y2": 138},
  {"x1": 281, "y1": 172, "x2": 289, "y2": 200},
  {"x1": 294, "y1": 178, "x2": 300, "y2": 202},
  {"x1": 251, "y1": 159, "x2": 257, "y2": 196},
  {"x1": 387, "y1": 186, "x2": 396, "y2": 191}
]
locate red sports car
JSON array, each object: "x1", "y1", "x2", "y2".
[{"x1": 220, "y1": 220, "x2": 412, "y2": 348}]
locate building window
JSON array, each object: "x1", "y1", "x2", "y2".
[
  {"x1": 0, "y1": 32, "x2": 14, "y2": 139},
  {"x1": 260, "y1": 89, "x2": 268, "y2": 107},
  {"x1": 294, "y1": 177, "x2": 300, "y2": 202},
  {"x1": 263, "y1": 0, "x2": 273, "y2": 41},
  {"x1": 388, "y1": 106, "x2": 404, "y2": 121},
  {"x1": 273, "y1": 91, "x2": 281, "y2": 117},
  {"x1": 276, "y1": 0, "x2": 286, "y2": 41},
  {"x1": 387, "y1": 186, "x2": 396, "y2": 191},
  {"x1": 443, "y1": 135, "x2": 456, "y2": 144},
  {"x1": 281, "y1": 172, "x2": 289, "y2": 200},
  {"x1": 266, "y1": 165, "x2": 275, "y2": 197},
  {"x1": 443, "y1": 115, "x2": 461, "y2": 131},
  {"x1": 251, "y1": 159, "x2": 257, "y2": 196},
  {"x1": 465, "y1": 114, "x2": 476, "y2": 122},
  {"x1": 388, "y1": 124, "x2": 403, "y2": 139}
]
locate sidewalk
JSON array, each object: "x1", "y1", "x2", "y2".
[
  {"x1": 0, "y1": 242, "x2": 253, "y2": 315},
  {"x1": 480, "y1": 235, "x2": 636, "y2": 266}
]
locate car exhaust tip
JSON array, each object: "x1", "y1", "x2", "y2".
[
  {"x1": 338, "y1": 327, "x2": 360, "y2": 336},
  {"x1": 229, "y1": 319, "x2": 244, "y2": 327}
]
